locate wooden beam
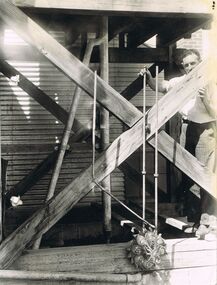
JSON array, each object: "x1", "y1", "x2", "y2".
[
  {"x1": 148, "y1": 130, "x2": 216, "y2": 199},
  {"x1": 0, "y1": 269, "x2": 141, "y2": 283},
  {"x1": 108, "y1": 47, "x2": 169, "y2": 63},
  {"x1": 127, "y1": 20, "x2": 161, "y2": 48},
  {"x1": 0, "y1": 117, "x2": 145, "y2": 268},
  {"x1": 1, "y1": 143, "x2": 92, "y2": 154},
  {"x1": 10, "y1": 0, "x2": 212, "y2": 15},
  {"x1": 1, "y1": 46, "x2": 171, "y2": 63},
  {"x1": 9, "y1": 238, "x2": 217, "y2": 273},
  {"x1": 0, "y1": 59, "x2": 214, "y2": 268},
  {"x1": 120, "y1": 160, "x2": 168, "y2": 201},
  {"x1": 0, "y1": 59, "x2": 87, "y2": 135},
  {"x1": 108, "y1": 17, "x2": 135, "y2": 41},
  {"x1": 0, "y1": 0, "x2": 142, "y2": 128},
  {"x1": 157, "y1": 18, "x2": 212, "y2": 47},
  {"x1": 0, "y1": 59, "x2": 68, "y2": 124}
]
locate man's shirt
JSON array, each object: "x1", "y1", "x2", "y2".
[{"x1": 162, "y1": 75, "x2": 216, "y2": 123}]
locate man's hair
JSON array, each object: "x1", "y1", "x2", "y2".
[
  {"x1": 174, "y1": 49, "x2": 201, "y2": 65},
  {"x1": 180, "y1": 49, "x2": 201, "y2": 62}
]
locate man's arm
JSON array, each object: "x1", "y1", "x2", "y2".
[{"x1": 199, "y1": 81, "x2": 217, "y2": 119}]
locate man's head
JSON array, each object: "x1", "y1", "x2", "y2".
[{"x1": 180, "y1": 49, "x2": 201, "y2": 74}]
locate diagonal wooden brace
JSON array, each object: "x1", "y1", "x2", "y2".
[{"x1": 0, "y1": 0, "x2": 142, "y2": 127}]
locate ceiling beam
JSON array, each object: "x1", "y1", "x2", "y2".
[{"x1": 10, "y1": 0, "x2": 212, "y2": 16}]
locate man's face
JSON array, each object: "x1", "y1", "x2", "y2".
[{"x1": 181, "y1": 54, "x2": 200, "y2": 74}]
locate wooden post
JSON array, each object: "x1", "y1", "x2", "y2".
[
  {"x1": 32, "y1": 35, "x2": 107, "y2": 249},
  {"x1": 99, "y1": 16, "x2": 112, "y2": 243}
]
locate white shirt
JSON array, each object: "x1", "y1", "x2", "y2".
[{"x1": 163, "y1": 75, "x2": 215, "y2": 123}]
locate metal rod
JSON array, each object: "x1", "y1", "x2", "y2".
[
  {"x1": 154, "y1": 66, "x2": 159, "y2": 231},
  {"x1": 94, "y1": 180, "x2": 155, "y2": 229},
  {"x1": 142, "y1": 73, "x2": 146, "y2": 231},
  {"x1": 92, "y1": 70, "x2": 97, "y2": 180}
]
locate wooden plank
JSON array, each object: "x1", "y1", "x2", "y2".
[
  {"x1": 146, "y1": 60, "x2": 213, "y2": 137},
  {"x1": 0, "y1": 59, "x2": 68, "y2": 124},
  {"x1": 1, "y1": 143, "x2": 92, "y2": 154},
  {"x1": 120, "y1": 160, "x2": 168, "y2": 201},
  {"x1": 10, "y1": 0, "x2": 212, "y2": 15},
  {"x1": 1, "y1": 266, "x2": 216, "y2": 285},
  {"x1": 0, "y1": 0, "x2": 142, "y2": 128},
  {"x1": 0, "y1": 270, "x2": 141, "y2": 284},
  {"x1": 157, "y1": 18, "x2": 212, "y2": 46},
  {"x1": 0, "y1": 59, "x2": 88, "y2": 135},
  {"x1": 148, "y1": 130, "x2": 216, "y2": 199},
  {"x1": 0, "y1": 118, "x2": 145, "y2": 268},
  {"x1": 108, "y1": 47, "x2": 169, "y2": 63},
  {"x1": 1, "y1": 46, "x2": 171, "y2": 63},
  {"x1": 10, "y1": 238, "x2": 217, "y2": 273}
]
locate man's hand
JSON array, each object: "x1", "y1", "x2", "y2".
[
  {"x1": 138, "y1": 66, "x2": 151, "y2": 78},
  {"x1": 198, "y1": 87, "x2": 207, "y2": 99}
]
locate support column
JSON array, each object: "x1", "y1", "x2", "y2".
[{"x1": 99, "y1": 16, "x2": 112, "y2": 243}]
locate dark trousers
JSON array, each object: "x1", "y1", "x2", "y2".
[{"x1": 179, "y1": 121, "x2": 217, "y2": 223}]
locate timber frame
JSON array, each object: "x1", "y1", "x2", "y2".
[{"x1": 0, "y1": 0, "x2": 216, "y2": 270}]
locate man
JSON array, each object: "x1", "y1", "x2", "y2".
[{"x1": 140, "y1": 49, "x2": 217, "y2": 232}]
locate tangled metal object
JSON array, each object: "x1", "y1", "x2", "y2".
[{"x1": 127, "y1": 229, "x2": 167, "y2": 270}]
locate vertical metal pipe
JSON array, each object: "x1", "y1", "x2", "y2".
[
  {"x1": 154, "y1": 66, "x2": 159, "y2": 231},
  {"x1": 92, "y1": 70, "x2": 97, "y2": 180},
  {"x1": 142, "y1": 74, "x2": 146, "y2": 231}
]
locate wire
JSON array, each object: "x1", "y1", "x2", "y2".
[{"x1": 94, "y1": 180, "x2": 154, "y2": 229}]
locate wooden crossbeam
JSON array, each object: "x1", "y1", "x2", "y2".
[
  {"x1": 0, "y1": 0, "x2": 142, "y2": 128},
  {"x1": 157, "y1": 18, "x2": 212, "y2": 47},
  {"x1": 10, "y1": 0, "x2": 212, "y2": 15},
  {"x1": 119, "y1": 160, "x2": 168, "y2": 201},
  {"x1": 0, "y1": 58, "x2": 214, "y2": 268},
  {"x1": 148, "y1": 130, "x2": 216, "y2": 199},
  {"x1": 0, "y1": 59, "x2": 68, "y2": 125},
  {"x1": 0, "y1": 0, "x2": 215, "y2": 269},
  {"x1": 9, "y1": 238, "x2": 217, "y2": 273}
]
